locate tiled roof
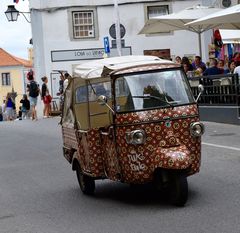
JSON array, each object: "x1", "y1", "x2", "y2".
[{"x1": 0, "y1": 48, "x2": 32, "y2": 68}]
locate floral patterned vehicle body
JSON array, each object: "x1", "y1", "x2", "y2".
[{"x1": 61, "y1": 55, "x2": 204, "y2": 206}]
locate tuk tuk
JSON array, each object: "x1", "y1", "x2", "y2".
[{"x1": 61, "y1": 55, "x2": 204, "y2": 206}]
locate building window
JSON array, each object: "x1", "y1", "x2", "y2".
[
  {"x1": 147, "y1": 5, "x2": 169, "y2": 19},
  {"x1": 1, "y1": 73, "x2": 11, "y2": 86},
  {"x1": 72, "y1": 11, "x2": 95, "y2": 38}
]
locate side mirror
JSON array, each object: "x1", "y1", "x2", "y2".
[
  {"x1": 97, "y1": 95, "x2": 115, "y2": 114},
  {"x1": 97, "y1": 95, "x2": 107, "y2": 106},
  {"x1": 196, "y1": 84, "x2": 204, "y2": 102}
]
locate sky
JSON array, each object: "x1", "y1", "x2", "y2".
[{"x1": 0, "y1": 0, "x2": 31, "y2": 59}]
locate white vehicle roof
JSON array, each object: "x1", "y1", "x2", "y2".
[{"x1": 73, "y1": 55, "x2": 173, "y2": 79}]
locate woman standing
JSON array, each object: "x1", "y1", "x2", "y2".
[
  {"x1": 41, "y1": 76, "x2": 52, "y2": 118},
  {"x1": 5, "y1": 93, "x2": 14, "y2": 121}
]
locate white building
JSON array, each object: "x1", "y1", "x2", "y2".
[{"x1": 29, "y1": 0, "x2": 237, "y2": 100}]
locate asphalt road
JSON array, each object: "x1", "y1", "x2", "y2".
[{"x1": 0, "y1": 118, "x2": 240, "y2": 233}]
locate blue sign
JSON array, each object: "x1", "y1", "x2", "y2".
[{"x1": 103, "y1": 36, "x2": 110, "y2": 54}]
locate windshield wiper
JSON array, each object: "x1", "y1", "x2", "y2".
[{"x1": 132, "y1": 94, "x2": 174, "y2": 109}]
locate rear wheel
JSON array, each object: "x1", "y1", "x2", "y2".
[
  {"x1": 169, "y1": 174, "x2": 188, "y2": 207},
  {"x1": 76, "y1": 163, "x2": 95, "y2": 195}
]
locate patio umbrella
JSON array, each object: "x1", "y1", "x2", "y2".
[
  {"x1": 185, "y1": 4, "x2": 240, "y2": 30},
  {"x1": 139, "y1": 5, "x2": 222, "y2": 57}
]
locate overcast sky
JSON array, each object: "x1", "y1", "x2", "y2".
[{"x1": 0, "y1": 0, "x2": 31, "y2": 59}]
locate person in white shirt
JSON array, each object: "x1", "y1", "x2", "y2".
[
  {"x1": 63, "y1": 73, "x2": 71, "y2": 92},
  {"x1": 233, "y1": 63, "x2": 240, "y2": 77}
]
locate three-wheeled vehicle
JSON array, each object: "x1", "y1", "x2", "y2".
[{"x1": 61, "y1": 55, "x2": 204, "y2": 206}]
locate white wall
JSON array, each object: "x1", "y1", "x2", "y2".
[
  {"x1": 30, "y1": 0, "x2": 221, "y2": 115},
  {"x1": 31, "y1": 0, "x2": 204, "y2": 79}
]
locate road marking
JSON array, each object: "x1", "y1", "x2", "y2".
[
  {"x1": 200, "y1": 106, "x2": 240, "y2": 109},
  {"x1": 202, "y1": 142, "x2": 240, "y2": 152}
]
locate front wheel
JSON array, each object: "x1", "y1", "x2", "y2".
[
  {"x1": 169, "y1": 174, "x2": 188, "y2": 207},
  {"x1": 76, "y1": 163, "x2": 95, "y2": 195}
]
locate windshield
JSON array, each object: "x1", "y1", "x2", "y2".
[{"x1": 114, "y1": 69, "x2": 194, "y2": 112}]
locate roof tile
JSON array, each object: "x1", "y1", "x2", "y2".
[{"x1": 0, "y1": 48, "x2": 32, "y2": 67}]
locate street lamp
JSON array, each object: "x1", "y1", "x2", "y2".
[{"x1": 5, "y1": 5, "x2": 30, "y2": 23}]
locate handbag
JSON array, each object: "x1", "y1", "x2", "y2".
[{"x1": 44, "y1": 95, "x2": 52, "y2": 103}]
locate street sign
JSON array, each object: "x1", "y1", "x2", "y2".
[
  {"x1": 103, "y1": 36, "x2": 110, "y2": 54},
  {"x1": 109, "y1": 24, "x2": 126, "y2": 39}
]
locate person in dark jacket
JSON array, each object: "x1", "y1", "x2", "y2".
[
  {"x1": 203, "y1": 58, "x2": 222, "y2": 76},
  {"x1": 20, "y1": 94, "x2": 30, "y2": 119}
]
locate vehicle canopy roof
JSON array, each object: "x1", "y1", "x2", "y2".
[
  {"x1": 63, "y1": 56, "x2": 180, "y2": 128},
  {"x1": 73, "y1": 55, "x2": 177, "y2": 80}
]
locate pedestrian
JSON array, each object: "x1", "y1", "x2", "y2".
[
  {"x1": 192, "y1": 56, "x2": 206, "y2": 72},
  {"x1": 63, "y1": 72, "x2": 71, "y2": 92},
  {"x1": 18, "y1": 107, "x2": 22, "y2": 120},
  {"x1": 20, "y1": 94, "x2": 30, "y2": 119},
  {"x1": 181, "y1": 56, "x2": 193, "y2": 71},
  {"x1": 58, "y1": 73, "x2": 65, "y2": 111},
  {"x1": 27, "y1": 73, "x2": 39, "y2": 121},
  {"x1": 175, "y1": 56, "x2": 182, "y2": 64},
  {"x1": 0, "y1": 103, "x2": 3, "y2": 122},
  {"x1": 233, "y1": 61, "x2": 240, "y2": 77},
  {"x1": 232, "y1": 52, "x2": 240, "y2": 63},
  {"x1": 1, "y1": 100, "x2": 6, "y2": 121},
  {"x1": 182, "y1": 63, "x2": 192, "y2": 77},
  {"x1": 5, "y1": 93, "x2": 14, "y2": 121},
  {"x1": 41, "y1": 76, "x2": 52, "y2": 118},
  {"x1": 203, "y1": 58, "x2": 222, "y2": 76},
  {"x1": 225, "y1": 61, "x2": 236, "y2": 74},
  {"x1": 217, "y1": 59, "x2": 225, "y2": 74}
]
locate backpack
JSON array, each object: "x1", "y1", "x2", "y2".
[{"x1": 29, "y1": 81, "x2": 39, "y2": 98}]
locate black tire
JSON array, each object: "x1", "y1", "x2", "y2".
[
  {"x1": 76, "y1": 163, "x2": 95, "y2": 195},
  {"x1": 169, "y1": 174, "x2": 188, "y2": 207}
]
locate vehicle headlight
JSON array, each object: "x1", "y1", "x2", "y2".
[
  {"x1": 126, "y1": 130, "x2": 146, "y2": 145},
  {"x1": 190, "y1": 122, "x2": 205, "y2": 137}
]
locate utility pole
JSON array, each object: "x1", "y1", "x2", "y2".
[{"x1": 113, "y1": 0, "x2": 122, "y2": 56}]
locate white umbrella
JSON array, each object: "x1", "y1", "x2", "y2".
[
  {"x1": 185, "y1": 4, "x2": 240, "y2": 30},
  {"x1": 139, "y1": 5, "x2": 223, "y2": 57}
]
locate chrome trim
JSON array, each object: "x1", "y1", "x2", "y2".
[
  {"x1": 126, "y1": 129, "x2": 146, "y2": 145},
  {"x1": 190, "y1": 122, "x2": 205, "y2": 137}
]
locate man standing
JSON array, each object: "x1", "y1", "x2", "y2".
[{"x1": 27, "y1": 73, "x2": 39, "y2": 121}]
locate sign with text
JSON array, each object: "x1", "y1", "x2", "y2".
[
  {"x1": 104, "y1": 37, "x2": 110, "y2": 53},
  {"x1": 51, "y1": 49, "x2": 105, "y2": 62},
  {"x1": 51, "y1": 47, "x2": 132, "y2": 62}
]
